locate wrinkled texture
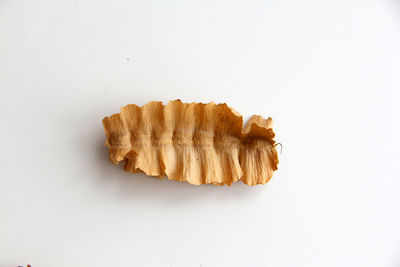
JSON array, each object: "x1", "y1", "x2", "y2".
[{"x1": 102, "y1": 100, "x2": 279, "y2": 185}]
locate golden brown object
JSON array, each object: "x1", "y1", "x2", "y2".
[{"x1": 102, "y1": 100, "x2": 279, "y2": 186}]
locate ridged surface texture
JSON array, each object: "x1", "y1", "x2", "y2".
[{"x1": 102, "y1": 100, "x2": 279, "y2": 185}]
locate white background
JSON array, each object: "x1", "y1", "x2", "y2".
[{"x1": 0, "y1": 0, "x2": 399, "y2": 266}]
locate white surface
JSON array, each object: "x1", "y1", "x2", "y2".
[{"x1": 1, "y1": 0, "x2": 400, "y2": 266}]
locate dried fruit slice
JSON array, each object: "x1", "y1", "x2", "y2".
[{"x1": 102, "y1": 100, "x2": 279, "y2": 186}]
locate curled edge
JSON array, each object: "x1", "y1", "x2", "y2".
[{"x1": 239, "y1": 115, "x2": 279, "y2": 185}]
